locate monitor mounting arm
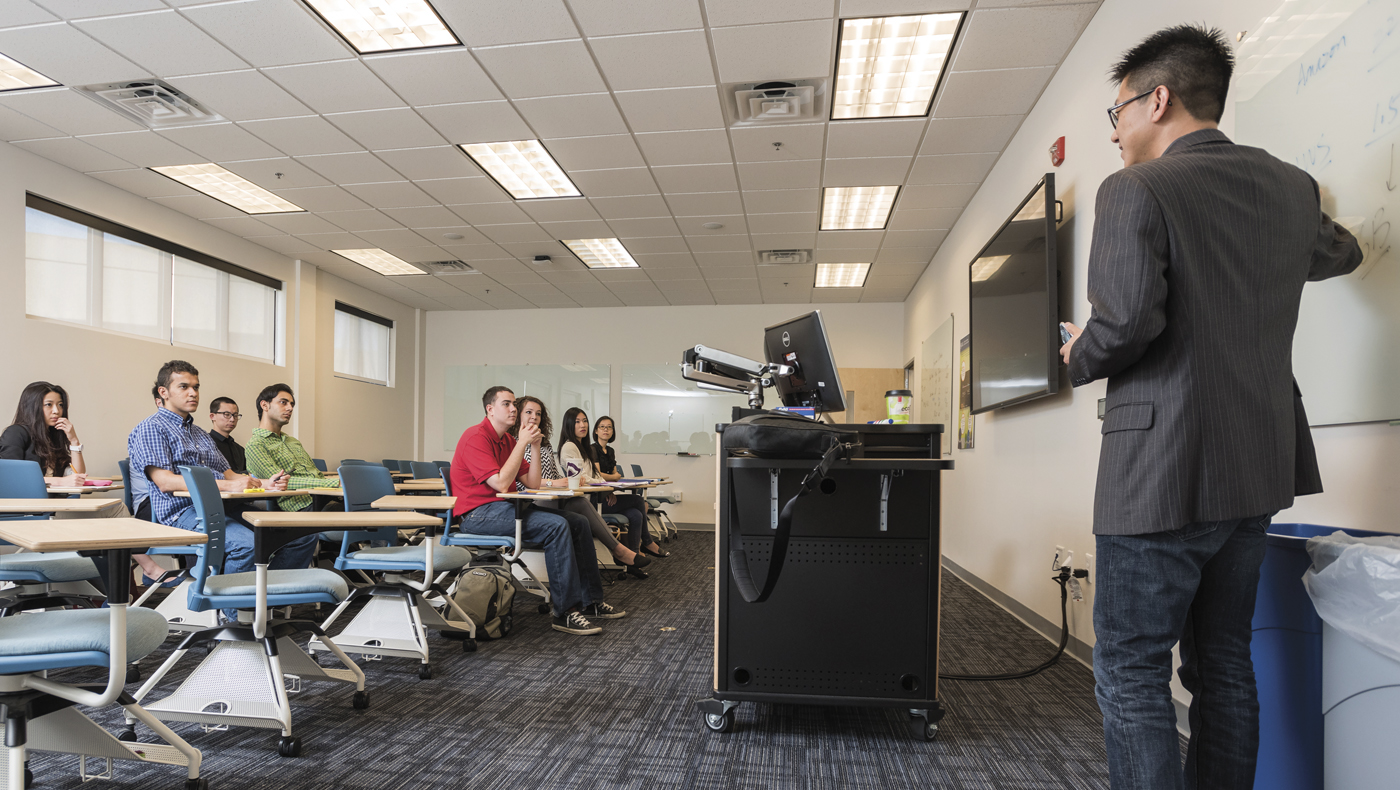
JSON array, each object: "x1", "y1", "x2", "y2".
[{"x1": 681, "y1": 344, "x2": 794, "y2": 410}]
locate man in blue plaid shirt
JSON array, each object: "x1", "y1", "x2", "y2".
[{"x1": 129, "y1": 360, "x2": 318, "y2": 592}]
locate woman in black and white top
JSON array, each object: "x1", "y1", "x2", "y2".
[
  {"x1": 513, "y1": 397, "x2": 650, "y2": 576},
  {"x1": 563, "y1": 410, "x2": 668, "y2": 559}
]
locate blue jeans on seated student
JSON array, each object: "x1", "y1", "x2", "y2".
[
  {"x1": 1093, "y1": 514, "x2": 1270, "y2": 790},
  {"x1": 172, "y1": 506, "x2": 320, "y2": 622},
  {"x1": 461, "y1": 500, "x2": 602, "y2": 616}
]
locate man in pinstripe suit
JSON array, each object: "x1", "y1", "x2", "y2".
[{"x1": 1058, "y1": 25, "x2": 1362, "y2": 790}]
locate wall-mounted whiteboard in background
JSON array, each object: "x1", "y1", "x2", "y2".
[{"x1": 1235, "y1": 0, "x2": 1399, "y2": 425}]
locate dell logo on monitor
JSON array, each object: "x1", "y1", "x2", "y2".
[{"x1": 782, "y1": 331, "x2": 791, "y2": 347}]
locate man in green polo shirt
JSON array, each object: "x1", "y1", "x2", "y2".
[{"x1": 245, "y1": 383, "x2": 340, "y2": 512}]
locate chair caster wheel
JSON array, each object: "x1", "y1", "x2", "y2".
[
  {"x1": 418, "y1": 663, "x2": 433, "y2": 680},
  {"x1": 461, "y1": 638, "x2": 477, "y2": 653},
  {"x1": 352, "y1": 690, "x2": 370, "y2": 710},
  {"x1": 184, "y1": 778, "x2": 209, "y2": 790},
  {"x1": 24, "y1": 767, "x2": 33, "y2": 789},
  {"x1": 125, "y1": 664, "x2": 141, "y2": 684},
  {"x1": 277, "y1": 736, "x2": 302, "y2": 758},
  {"x1": 537, "y1": 603, "x2": 550, "y2": 614},
  {"x1": 913, "y1": 719, "x2": 938, "y2": 741},
  {"x1": 117, "y1": 727, "x2": 138, "y2": 742},
  {"x1": 704, "y1": 709, "x2": 734, "y2": 733}
]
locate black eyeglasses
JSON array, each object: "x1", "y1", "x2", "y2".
[
  {"x1": 213, "y1": 412, "x2": 241, "y2": 419},
  {"x1": 1107, "y1": 88, "x2": 1169, "y2": 129}
]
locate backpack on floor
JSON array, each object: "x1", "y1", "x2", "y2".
[{"x1": 450, "y1": 563, "x2": 515, "y2": 640}]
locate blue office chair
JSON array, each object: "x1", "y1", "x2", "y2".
[
  {"x1": 438, "y1": 467, "x2": 552, "y2": 613},
  {"x1": 340, "y1": 459, "x2": 373, "y2": 467},
  {"x1": 0, "y1": 459, "x2": 102, "y2": 615},
  {"x1": 433, "y1": 461, "x2": 450, "y2": 470},
  {"x1": 312, "y1": 458, "x2": 328, "y2": 472},
  {"x1": 381, "y1": 459, "x2": 401, "y2": 471},
  {"x1": 123, "y1": 460, "x2": 217, "y2": 632},
  {"x1": 629, "y1": 463, "x2": 679, "y2": 540},
  {"x1": 129, "y1": 465, "x2": 367, "y2": 757},
  {"x1": 310, "y1": 464, "x2": 475, "y2": 678},
  {"x1": 408, "y1": 461, "x2": 439, "y2": 481},
  {"x1": 397, "y1": 460, "x2": 414, "y2": 474}
]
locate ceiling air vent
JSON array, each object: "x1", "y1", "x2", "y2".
[
  {"x1": 76, "y1": 79, "x2": 222, "y2": 129},
  {"x1": 758, "y1": 249, "x2": 812, "y2": 264},
  {"x1": 421, "y1": 260, "x2": 476, "y2": 274},
  {"x1": 728, "y1": 79, "x2": 826, "y2": 126}
]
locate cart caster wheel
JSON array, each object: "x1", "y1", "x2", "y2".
[
  {"x1": 914, "y1": 720, "x2": 938, "y2": 741},
  {"x1": 352, "y1": 691, "x2": 370, "y2": 710},
  {"x1": 276, "y1": 736, "x2": 301, "y2": 758},
  {"x1": 418, "y1": 663, "x2": 433, "y2": 680},
  {"x1": 184, "y1": 778, "x2": 209, "y2": 790},
  {"x1": 537, "y1": 603, "x2": 550, "y2": 614},
  {"x1": 704, "y1": 709, "x2": 734, "y2": 733},
  {"x1": 461, "y1": 638, "x2": 477, "y2": 653},
  {"x1": 117, "y1": 727, "x2": 138, "y2": 742},
  {"x1": 125, "y1": 664, "x2": 141, "y2": 684}
]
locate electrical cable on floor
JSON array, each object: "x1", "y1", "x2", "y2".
[{"x1": 938, "y1": 568, "x2": 1075, "y2": 682}]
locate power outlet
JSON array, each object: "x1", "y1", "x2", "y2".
[
  {"x1": 1052, "y1": 545, "x2": 1067, "y2": 570},
  {"x1": 1084, "y1": 553, "x2": 1093, "y2": 584},
  {"x1": 671, "y1": 490, "x2": 683, "y2": 502}
]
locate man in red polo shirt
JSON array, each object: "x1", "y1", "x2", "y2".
[{"x1": 451, "y1": 385, "x2": 624, "y2": 635}]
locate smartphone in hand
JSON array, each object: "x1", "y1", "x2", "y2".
[{"x1": 1059, "y1": 322, "x2": 1073, "y2": 345}]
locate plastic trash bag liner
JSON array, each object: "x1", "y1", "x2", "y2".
[{"x1": 1303, "y1": 531, "x2": 1400, "y2": 663}]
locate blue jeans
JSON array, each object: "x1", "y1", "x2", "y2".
[
  {"x1": 602, "y1": 493, "x2": 651, "y2": 551},
  {"x1": 462, "y1": 500, "x2": 603, "y2": 617},
  {"x1": 173, "y1": 505, "x2": 320, "y2": 620},
  {"x1": 1094, "y1": 515, "x2": 1270, "y2": 790}
]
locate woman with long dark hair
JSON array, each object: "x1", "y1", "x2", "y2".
[
  {"x1": 1, "y1": 382, "x2": 87, "y2": 486},
  {"x1": 563, "y1": 410, "x2": 667, "y2": 560}
]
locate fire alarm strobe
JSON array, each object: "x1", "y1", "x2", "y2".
[{"x1": 1049, "y1": 136, "x2": 1066, "y2": 167}]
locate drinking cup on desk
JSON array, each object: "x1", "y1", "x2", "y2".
[{"x1": 567, "y1": 476, "x2": 581, "y2": 490}]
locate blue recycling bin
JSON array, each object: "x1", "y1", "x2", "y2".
[{"x1": 1251, "y1": 523, "x2": 1385, "y2": 790}]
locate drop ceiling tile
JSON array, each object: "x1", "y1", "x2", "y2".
[
  {"x1": 355, "y1": 228, "x2": 438, "y2": 248},
  {"x1": 677, "y1": 214, "x2": 747, "y2": 234},
  {"x1": 473, "y1": 40, "x2": 606, "y2": 100},
  {"x1": 713, "y1": 291, "x2": 762, "y2": 304},
  {"x1": 621, "y1": 236, "x2": 688, "y2": 254},
  {"x1": 477, "y1": 224, "x2": 554, "y2": 244},
  {"x1": 343, "y1": 181, "x2": 435, "y2": 208},
  {"x1": 742, "y1": 188, "x2": 818, "y2": 213},
  {"x1": 737, "y1": 159, "x2": 821, "y2": 190},
  {"x1": 589, "y1": 194, "x2": 671, "y2": 219},
  {"x1": 158, "y1": 121, "x2": 291, "y2": 160},
  {"x1": 651, "y1": 163, "x2": 738, "y2": 194},
  {"x1": 570, "y1": 167, "x2": 659, "y2": 197},
  {"x1": 758, "y1": 262, "x2": 814, "y2": 279},
  {"x1": 270, "y1": 186, "x2": 370, "y2": 212},
  {"x1": 908, "y1": 152, "x2": 998, "y2": 184},
  {"x1": 870, "y1": 262, "x2": 932, "y2": 278},
  {"x1": 0, "y1": 89, "x2": 142, "y2": 136},
  {"x1": 710, "y1": 20, "x2": 834, "y2": 83},
  {"x1": 0, "y1": 1, "x2": 56, "y2": 27},
  {"x1": 363, "y1": 49, "x2": 502, "y2": 106},
  {"x1": 953, "y1": 4, "x2": 1097, "y2": 71},
  {"x1": 501, "y1": 239, "x2": 574, "y2": 261},
  {"x1": 825, "y1": 118, "x2": 925, "y2": 159},
  {"x1": 589, "y1": 30, "x2": 714, "y2": 91},
  {"x1": 380, "y1": 205, "x2": 464, "y2": 228},
  {"x1": 887, "y1": 207, "x2": 961, "y2": 231},
  {"x1": 897, "y1": 182, "x2": 979, "y2": 209},
  {"x1": 433, "y1": 0, "x2": 580, "y2": 47},
  {"x1": 730, "y1": 122, "x2": 826, "y2": 161},
  {"x1": 237, "y1": 116, "x2": 362, "y2": 156},
  {"x1": 0, "y1": 104, "x2": 62, "y2": 141},
  {"x1": 12, "y1": 137, "x2": 133, "y2": 172},
  {"x1": 537, "y1": 270, "x2": 602, "y2": 285},
  {"x1": 75, "y1": 10, "x2": 248, "y2": 76},
  {"x1": 592, "y1": 268, "x2": 652, "y2": 282},
  {"x1": 746, "y1": 212, "x2": 817, "y2": 234},
  {"x1": 88, "y1": 167, "x2": 198, "y2": 198},
  {"x1": 647, "y1": 266, "x2": 705, "y2": 281},
  {"x1": 664, "y1": 191, "x2": 744, "y2": 216},
  {"x1": 0, "y1": 23, "x2": 144, "y2": 85},
  {"x1": 685, "y1": 234, "x2": 750, "y2": 252},
  {"x1": 325, "y1": 109, "x2": 446, "y2": 151},
  {"x1": 882, "y1": 228, "x2": 948, "y2": 247},
  {"x1": 752, "y1": 231, "x2": 816, "y2": 249},
  {"x1": 201, "y1": 216, "x2": 280, "y2": 237},
  {"x1": 816, "y1": 229, "x2": 884, "y2": 248},
  {"x1": 608, "y1": 217, "x2": 681, "y2": 237},
  {"x1": 811, "y1": 247, "x2": 877, "y2": 262},
  {"x1": 633, "y1": 129, "x2": 731, "y2": 166},
  {"x1": 418, "y1": 101, "x2": 533, "y2": 144},
  {"x1": 822, "y1": 156, "x2": 912, "y2": 186},
  {"x1": 934, "y1": 66, "x2": 1055, "y2": 118},
  {"x1": 634, "y1": 253, "x2": 697, "y2": 270},
  {"x1": 443, "y1": 242, "x2": 514, "y2": 261},
  {"x1": 295, "y1": 151, "x2": 401, "y2": 184},
  {"x1": 518, "y1": 198, "x2": 602, "y2": 222},
  {"x1": 248, "y1": 234, "x2": 320, "y2": 255},
  {"x1": 540, "y1": 134, "x2": 644, "y2": 171},
  {"x1": 421, "y1": 226, "x2": 490, "y2": 244},
  {"x1": 375, "y1": 146, "x2": 480, "y2": 181},
  {"x1": 706, "y1": 0, "x2": 835, "y2": 25},
  {"x1": 614, "y1": 86, "x2": 724, "y2": 132},
  {"x1": 472, "y1": 259, "x2": 545, "y2": 279},
  {"x1": 220, "y1": 157, "x2": 329, "y2": 190},
  {"x1": 419, "y1": 177, "x2": 511, "y2": 205},
  {"x1": 512, "y1": 93, "x2": 628, "y2": 138},
  {"x1": 182, "y1": 0, "x2": 353, "y2": 68},
  {"x1": 76, "y1": 131, "x2": 203, "y2": 167},
  {"x1": 168, "y1": 71, "x2": 311, "y2": 122},
  {"x1": 921, "y1": 115, "x2": 1022, "y2": 155},
  {"x1": 874, "y1": 247, "x2": 936, "y2": 264},
  {"x1": 257, "y1": 213, "x2": 342, "y2": 235},
  {"x1": 538, "y1": 219, "x2": 613, "y2": 238},
  {"x1": 698, "y1": 253, "x2": 757, "y2": 270},
  {"x1": 149, "y1": 192, "x2": 243, "y2": 219},
  {"x1": 451, "y1": 202, "x2": 532, "y2": 225},
  {"x1": 263, "y1": 60, "x2": 405, "y2": 115}
]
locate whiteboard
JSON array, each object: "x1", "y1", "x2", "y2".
[{"x1": 1235, "y1": 0, "x2": 1399, "y2": 425}]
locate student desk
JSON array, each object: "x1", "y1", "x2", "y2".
[
  {"x1": 371, "y1": 495, "x2": 456, "y2": 511},
  {"x1": 172, "y1": 488, "x2": 319, "y2": 500},
  {"x1": 46, "y1": 482, "x2": 124, "y2": 496},
  {"x1": 0, "y1": 517, "x2": 205, "y2": 553},
  {"x1": 0, "y1": 498, "x2": 120, "y2": 513}
]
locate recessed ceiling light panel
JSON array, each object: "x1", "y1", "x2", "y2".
[
  {"x1": 304, "y1": 0, "x2": 459, "y2": 53},
  {"x1": 0, "y1": 53, "x2": 58, "y2": 92},
  {"x1": 461, "y1": 140, "x2": 582, "y2": 200},
  {"x1": 150, "y1": 164, "x2": 306, "y2": 215},
  {"x1": 332, "y1": 248, "x2": 425, "y2": 276},
  {"x1": 971, "y1": 254, "x2": 1009, "y2": 282},
  {"x1": 562, "y1": 238, "x2": 638, "y2": 269},
  {"x1": 815, "y1": 262, "x2": 871, "y2": 288},
  {"x1": 820, "y1": 186, "x2": 899, "y2": 230},
  {"x1": 832, "y1": 13, "x2": 962, "y2": 119}
]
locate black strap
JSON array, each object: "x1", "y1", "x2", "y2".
[{"x1": 728, "y1": 441, "x2": 856, "y2": 603}]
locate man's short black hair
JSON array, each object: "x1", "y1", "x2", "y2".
[
  {"x1": 1110, "y1": 24, "x2": 1234, "y2": 123},
  {"x1": 482, "y1": 386, "x2": 514, "y2": 412},
  {"x1": 209, "y1": 397, "x2": 237, "y2": 414},
  {"x1": 256, "y1": 384, "x2": 295, "y2": 419},
  {"x1": 155, "y1": 360, "x2": 198, "y2": 393},
  {"x1": 152, "y1": 385, "x2": 162, "y2": 404}
]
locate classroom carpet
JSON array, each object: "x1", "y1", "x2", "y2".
[{"x1": 35, "y1": 536, "x2": 1110, "y2": 789}]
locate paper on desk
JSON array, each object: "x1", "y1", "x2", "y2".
[{"x1": 83, "y1": 479, "x2": 113, "y2": 486}]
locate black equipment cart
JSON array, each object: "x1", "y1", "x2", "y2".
[{"x1": 697, "y1": 423, "x2": 954, "y2": 740}]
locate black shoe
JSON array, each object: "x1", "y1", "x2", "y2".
[
  {"x1": 552, "y1": 611, "x2": 602, "y2": 635},
  {"x1": 583, "y1": 601, "x2": 627, "y2": 620},
  {"x1": 618, "y1": 552, "x2": 652, "y2": 568},
  {"x1": 640, "y1": 545, "x2": 670, "y2": 558},
  {"x1": 622, "y1": 565, "x2": 649, "y2": 580}
]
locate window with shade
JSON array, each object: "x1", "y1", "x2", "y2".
[
  {"x1": 23, "y1": 195, "x2": 284, "y2": 363},
  {"x1": 334, "y1": 302, "x2": 394, "y2": 386}
]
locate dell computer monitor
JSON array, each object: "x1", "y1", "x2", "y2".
[{"x1": 763, "y1": 311, "x2": 846, "y2": 414}]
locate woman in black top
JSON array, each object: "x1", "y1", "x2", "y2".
[
  {"x1": 0, "y1": 381, "x2": 88, "y2": 486},
  {"x1": 593, "y1": 416, "x2": 668, "y2": 558}
]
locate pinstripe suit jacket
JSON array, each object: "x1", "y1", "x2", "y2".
[{"x1": 1068, "y1": 129, "x2": 1362, "y2": 536}]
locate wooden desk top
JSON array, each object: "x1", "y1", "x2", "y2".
[
  {"x1": 0, "y1": 498, "x2": 116, "y2": 513},
  {"x1": 372, "y1": 495, "x2": 456, "y2": 510},
  {"x1": 0, "y1": 518, "x2": 208, "y2": 552},
  {"x1": 243, "y1": 510, "x2": 441, "y2": 528},
  {"x1": 303, "y1": 482, "x2": 435, "y2": 497},
  {"x1": 396, "y1": 480, "x2": 446, "y2": 491},
  {"x1": 497, "y1": 491, "x2": 569, "y2": 500},
  {"x1": 390, "y1": 471, "x2": 412, "y2": 478},
  {"x1": 173, "y1": 488, "x2": 319, "y2": 500},
  {"x1": 47, "y1": 482, "x2": 124, "y2": 495}
]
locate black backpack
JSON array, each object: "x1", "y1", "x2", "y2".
[{"x1": 449, "y1": 559, "x2": 515, "y2": 640}]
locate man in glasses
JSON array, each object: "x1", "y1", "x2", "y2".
[
  {"x1": 207, "y1": 396, "x2": 246, "y2": 474},
  {"x1": 1058, "y1": 25, "x2": 1362, "y2": 790}
]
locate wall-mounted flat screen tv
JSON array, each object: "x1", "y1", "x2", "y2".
[{"x1": 969, "y1": 173, "x2": 1061, "y2": 414}]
